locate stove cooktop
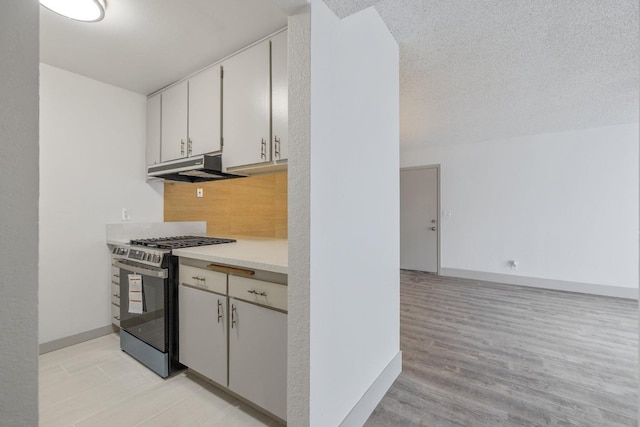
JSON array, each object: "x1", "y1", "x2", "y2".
[{"x1": 130, "y1": 235, "x2": 236, "y2": 249}]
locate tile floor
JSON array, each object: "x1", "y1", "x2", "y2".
[{"x1": 39, "y1": 333, "x2": 282, "y2": 427}]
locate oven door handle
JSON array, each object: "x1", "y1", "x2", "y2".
[{"x1": 113, "y1": 260, "x2": 168, "y2": 279}]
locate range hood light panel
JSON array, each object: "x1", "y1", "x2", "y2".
[
  {"x1": 146, "y1": 155, "x2": 245, "y2": 183},
  {"x1": 178, "y1": 170, "x2": 226, "y2": 179}
]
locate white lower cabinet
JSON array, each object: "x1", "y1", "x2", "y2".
[
  {"x1": 111, "y1": 257, "x2": 120, "y2": 327},
  {"x1": 228, "y1": 298, "x2": 287, "y2": 421},
  {"x1": 179, "y1": 284, "x2": 227, "y2": 386},
  {"x1": 111, "y1": 304, "x2": 120, "y2": 327},
  {"x1": 178, "y1": 259, "x2": 287, "y2": 421}
]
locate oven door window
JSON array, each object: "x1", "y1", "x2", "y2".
[{"x1": 120, "y1": 268, "x2": 167, "y2": 352}]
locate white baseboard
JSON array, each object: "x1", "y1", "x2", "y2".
[
  {"x1": 339, "y1": 351, "x2": 402, "y2": 427},
  {"x1": 441, "y1": 268, "x2": 638, "y2": 300},
  {"x1": 39, "y1": 325, "x2": 116, "y2": 355}
]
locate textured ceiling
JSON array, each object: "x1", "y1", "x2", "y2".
[
  {"x1": 40, "y1": 0, "x2": 287, "y2": 95},
  {"x1": 40, "y1": 1, "x2": 638, "y2": 148},
  {"x1": 325, "y1": 0, "x2": 639, "y2": 148}
]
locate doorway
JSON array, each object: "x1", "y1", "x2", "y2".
[{"x1": 400, "y1": 166, "x2": 440, "y2": 273}]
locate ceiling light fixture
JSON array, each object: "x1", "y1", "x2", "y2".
[{"x1": 40, "y1": 0, "x2": 106, "y2": 22}]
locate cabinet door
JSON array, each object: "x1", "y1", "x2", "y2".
[
  {"x1": 179, "y1": 284, "x2": 227, "y2": 386},
  {"x1": 222, "y1": 40, "x2": 271, "y2": 169},
  {"x1": 161, "y1": 80, "x2": 188, "y2": 162},
  {"x1": 146, "y1": 94, "x2": 161, "y2": 166},
  {"x1": 271, "y1": 31, "x2": 288, "y2": 162},
  {"x1": 229, "y1": 298, "x2": 287, "y2": 420},
  {"x1": 188, "y1": 66, "x2": 222, "y2": 156}
]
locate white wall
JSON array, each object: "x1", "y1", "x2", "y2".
[
  {"x1": 0, "y1": 0, "x2": 39, "y2": 424},
  {"x1": 39, "y1": 64, "x2": 164, "y2": 344},
  {"x1": 401, "y1": 124, "x2": 639, "y2": 297},
  {"x1": 307, "y1": 2, "x2": 400, "y2": 425},
  {"x1": 287, "y1": 4, "x2": 312, "y2": 425}
]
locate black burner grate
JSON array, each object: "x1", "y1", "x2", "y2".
[{"x1": 130, "y1": 235, "x2": 236, "y2": 249}]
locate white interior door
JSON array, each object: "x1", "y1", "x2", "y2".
[{"x1": 400, "y1": 167, "x2": 439, "y2": 272}]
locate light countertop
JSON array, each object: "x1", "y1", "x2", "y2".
[
  {"x1": 107, "y1": 239, "x2": 128, "y2": 246},
  {"x1": 172, "y1": 237, "x2": 288, "y2": 274}
]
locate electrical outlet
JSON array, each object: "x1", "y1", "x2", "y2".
[
  {"x1": 196, "y1": 188, "x2": 204, "y2": 198},
  {"x1": 122, "y1": 208, "x2": 131, "y2": 221}
]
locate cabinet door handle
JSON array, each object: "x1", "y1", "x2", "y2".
[
  {"x1": 231, "y1": 304, "x2": 237, "y2": 328},
  {"x1": 274, "y1": 136, "x2": 280, "y2": 159},
  {"x1": 248, "y1": 289, "x2": 267, "y2": 297},
  {"x1": 181, "y1": 139, "x2": 185, "y2": 157},
  {"x1": 114, "y1": 316, "x2": 120, "y2": 321},
  {"x1": 187, "y1": 137, "x2": 192, "y2": 156},
  {"x1": 192, "y1": 276, "x2": 204, "y2": 282},
  {"x1": 260, "y1": 138, "x2": 266, "y2": 160},
  {"x1": 217, "y1": 299, "x2": 223, "y2": 323},
  {"x1": 206, "y1": 264, "x2": 254, "y2": 276},
  {"x1": 113, "y1": 294, "x2": 120, "y2": 298}
]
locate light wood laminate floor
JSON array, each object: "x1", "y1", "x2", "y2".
[
  {"x1": 40, "y1": 272, "x2": 638, "y2": 427},
  {"x1": 39, "y1": 333, "x2": 282, "y2": 427},
  {"x1": 366, "y1": 270, "x2": 638, "y2": 427}
]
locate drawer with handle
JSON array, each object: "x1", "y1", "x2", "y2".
[
  {"x1": 180, "y1": 264, "x2": 227, "y2": 294},
  {"x1": 111, "y1": 283, "x2": 120, "y2": 306},
  {"x1": 228, "y1": 275, "x2": 287, "y2": 312},
  {"x1": 111, "y1": 304, "x2": 120, "y2": 327}
]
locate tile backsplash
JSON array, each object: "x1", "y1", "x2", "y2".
[{"x1": 164, "y1": 172, "x2": 287, "y2": 239}]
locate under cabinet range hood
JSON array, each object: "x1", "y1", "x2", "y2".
[{"x1": 147, "y1": 155, "x2": 245, "y2": 183}]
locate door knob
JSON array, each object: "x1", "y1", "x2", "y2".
[
  {"x1": 431, "y1": 219, "x2": 437, "y2": 223},
  {"x1": 430, "y1": 227, "x2": 437, "y2": 231}
]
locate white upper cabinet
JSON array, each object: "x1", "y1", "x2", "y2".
[
  {"x1": 146, "y1": 93, "x2": 161, "y2": 166},
  {"x1": 222, "y1": 39, "x2": 271, "y2": 169},
  {"x1": 160, "y1": 80, "x2": 188, "y2": 162},
  {"x1": 147, "y1": 29, "x2": 287, "y2": 173},
  {"x1": 188, "y1": 65, "x2": 222, "y2": 157},
  {"x1": 159, "y1": 68, "x2": 222, "y2": 162},
  {"x1": 271, "y1": 31, "x2": 288, "y2": 163}
]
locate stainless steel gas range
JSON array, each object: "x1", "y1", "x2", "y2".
[{"x1": 111, "y1": 236, "x2": 235, "y2": 377}]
